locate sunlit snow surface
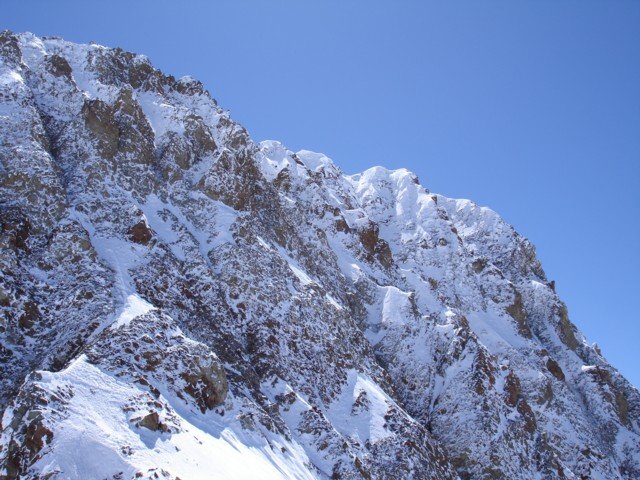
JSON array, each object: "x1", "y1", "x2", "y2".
[{"x1": 30, "y1": 357, "x2": 314, "y2": 480}]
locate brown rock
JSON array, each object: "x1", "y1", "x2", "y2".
[
  {"x1": 18, "y1": 301, "x2": 40, "y2": 330},
  {"x1": 137, "y1": 411, "x2": 169, "y2": 432},
  {"x1": 45, "y1": 54, "x2": 72, "y2": 79},
  {"x1": 504, "y1": 372, "x2": 537, "y2": 433},
  {"x1": 503, "y1": 372, "x2": 521, "y2": 408},
  {"x1": 584, "y1": 367, "x2": 630, "y2": 425},
  {"x1": 24, "y1": 421, "x2": 53, "y2": 454},
  {"x1": 473, "y1": 349, "x2": 496, "y2": 396},
  {"x1": 557, "y1": 304, "x2": 579, "y2": 351},
  {"x1": 160, "y1": 133, "x2": 191, "y2": 174},
  {"x1": 128, "y1": 220, "x2": 153, "y2": 245},
  {"x1": 506, "y1": 290, "x2": 532, "y2": 338},
  {"x1": 546, "y1": 358, "x2": 565, "y2": 382},
  {"x1": 184, "y1": 114, "x2": 217, "y2": 159},
  {"x1": 181, "y1": 357, "x2": 228, "y2": 413},
  {"x1": 335, "y1": 216, "x2": 350, "y2": 233},
  {"x1": 471, "y1": 258, "x2": 487, "y2": 273},
  {"x1": 82, "y1": 99, "x2": 119, "y2": 159},
  {"x1": 517, "y1": 399, "x2": 537, "y2": 434},
  {"x1": 537, "y1": 381, "x2": 554, "y2": 405},
  {"x1": 358, "y1": 222, "x2": 393, "y2": 269},
  {"x1": 0, "y1": 31, "x2": 21, "y2": 66},
  {"x1": 1, "y1": 214, "x2": 31, "y2": 253},
  {"x1": 112, "y1": 88, "x2": 155, "y2": 166},
  {"x1": 173, "y1": 76, "x2": 207, "y2": 96}
]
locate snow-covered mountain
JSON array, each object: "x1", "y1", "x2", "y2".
[{"x1": 0, "y1": 31, "x2": 638, "y2": 479}]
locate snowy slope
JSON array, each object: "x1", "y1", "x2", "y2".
[{"x1": 0, "y1": 31, "x2": 639, "y2": 479}]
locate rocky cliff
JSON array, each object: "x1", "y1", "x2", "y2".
[{"x1": 0, "y1": 31, "x2": 638, "y2": 479}]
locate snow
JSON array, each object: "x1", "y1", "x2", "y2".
[
  {"x1": 288, "y1": 263, "x2": 313, "y2": 286},
  {"x1": 465, "y1": 310, "x2": 529, "y2": 352},
  {"x1": 32, "y1": 357, "x2": 316, "y2": 480},
  {"x1": 325, "y1": 370, "x2": 393, "y2": 444},
  {"x1": 0, "y1": 70, "x2": 23, "y2": 85},
  {"x1": 275, "y1": 245, "x2": 317, "y2": 287},
  {"x1": 258, "y1": 141, "x2": 301, "y2": 181},
  {"x1": 71, "y1": 209, "x2": 147, "y2": 330},
  {"x1": 295, "y1": 150, "x2": 336, "y2": 173},
  {"x1": 325, "y1": 294, "x2": 343, "y2": 310},
  {"x1": 364, "y1": 285, "x2": 415, "y2": 345},
  {"x1": 256, "y1": 235, "x2": 273, "y2": 251},
  {"x1": 141, "y1": 194, "x2": 238, "y2": 259},
  {"x1": 112, "y1": 294, "x2": 154, "y2": 329},
  {"x1": 137, "y1": 90, "x2": 187, "y2": 138}
]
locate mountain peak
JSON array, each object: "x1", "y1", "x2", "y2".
[{"x1": 1, "y1": 32, "x2": 638, "y2": 480}]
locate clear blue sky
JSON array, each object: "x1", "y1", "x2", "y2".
[{"x1": 4, "y1": 1, "x2": 640, "y2": 386}]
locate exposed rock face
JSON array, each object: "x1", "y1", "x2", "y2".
[{"x1": 0, "y1": 31, "x2": 638, "y2": 479}]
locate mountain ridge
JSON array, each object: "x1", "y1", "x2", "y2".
[{"x1": 0, "y1": 31, "x2": 638, "y2": 479}]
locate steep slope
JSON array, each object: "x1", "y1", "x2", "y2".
[{"x1": 0, "y1": 31, "x2": 638, "y2": 479}]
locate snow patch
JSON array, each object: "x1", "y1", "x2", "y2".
[
  {"x1": 326, "y1": 370, "x2": 394, "y2": 444},
  {"x1": 111, "y1": 294, "x2": 154, "y2": 329},
  {"x1": 32, "y1": 358, "x2": 316, "y2": 480},
  {"x1": 325, "y1": 294, "x2": 343, "y2": 311}
]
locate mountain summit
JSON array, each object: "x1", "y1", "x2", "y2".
[{"x1": 0, "y1": 31, "x2": 638, "y2": 479}]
